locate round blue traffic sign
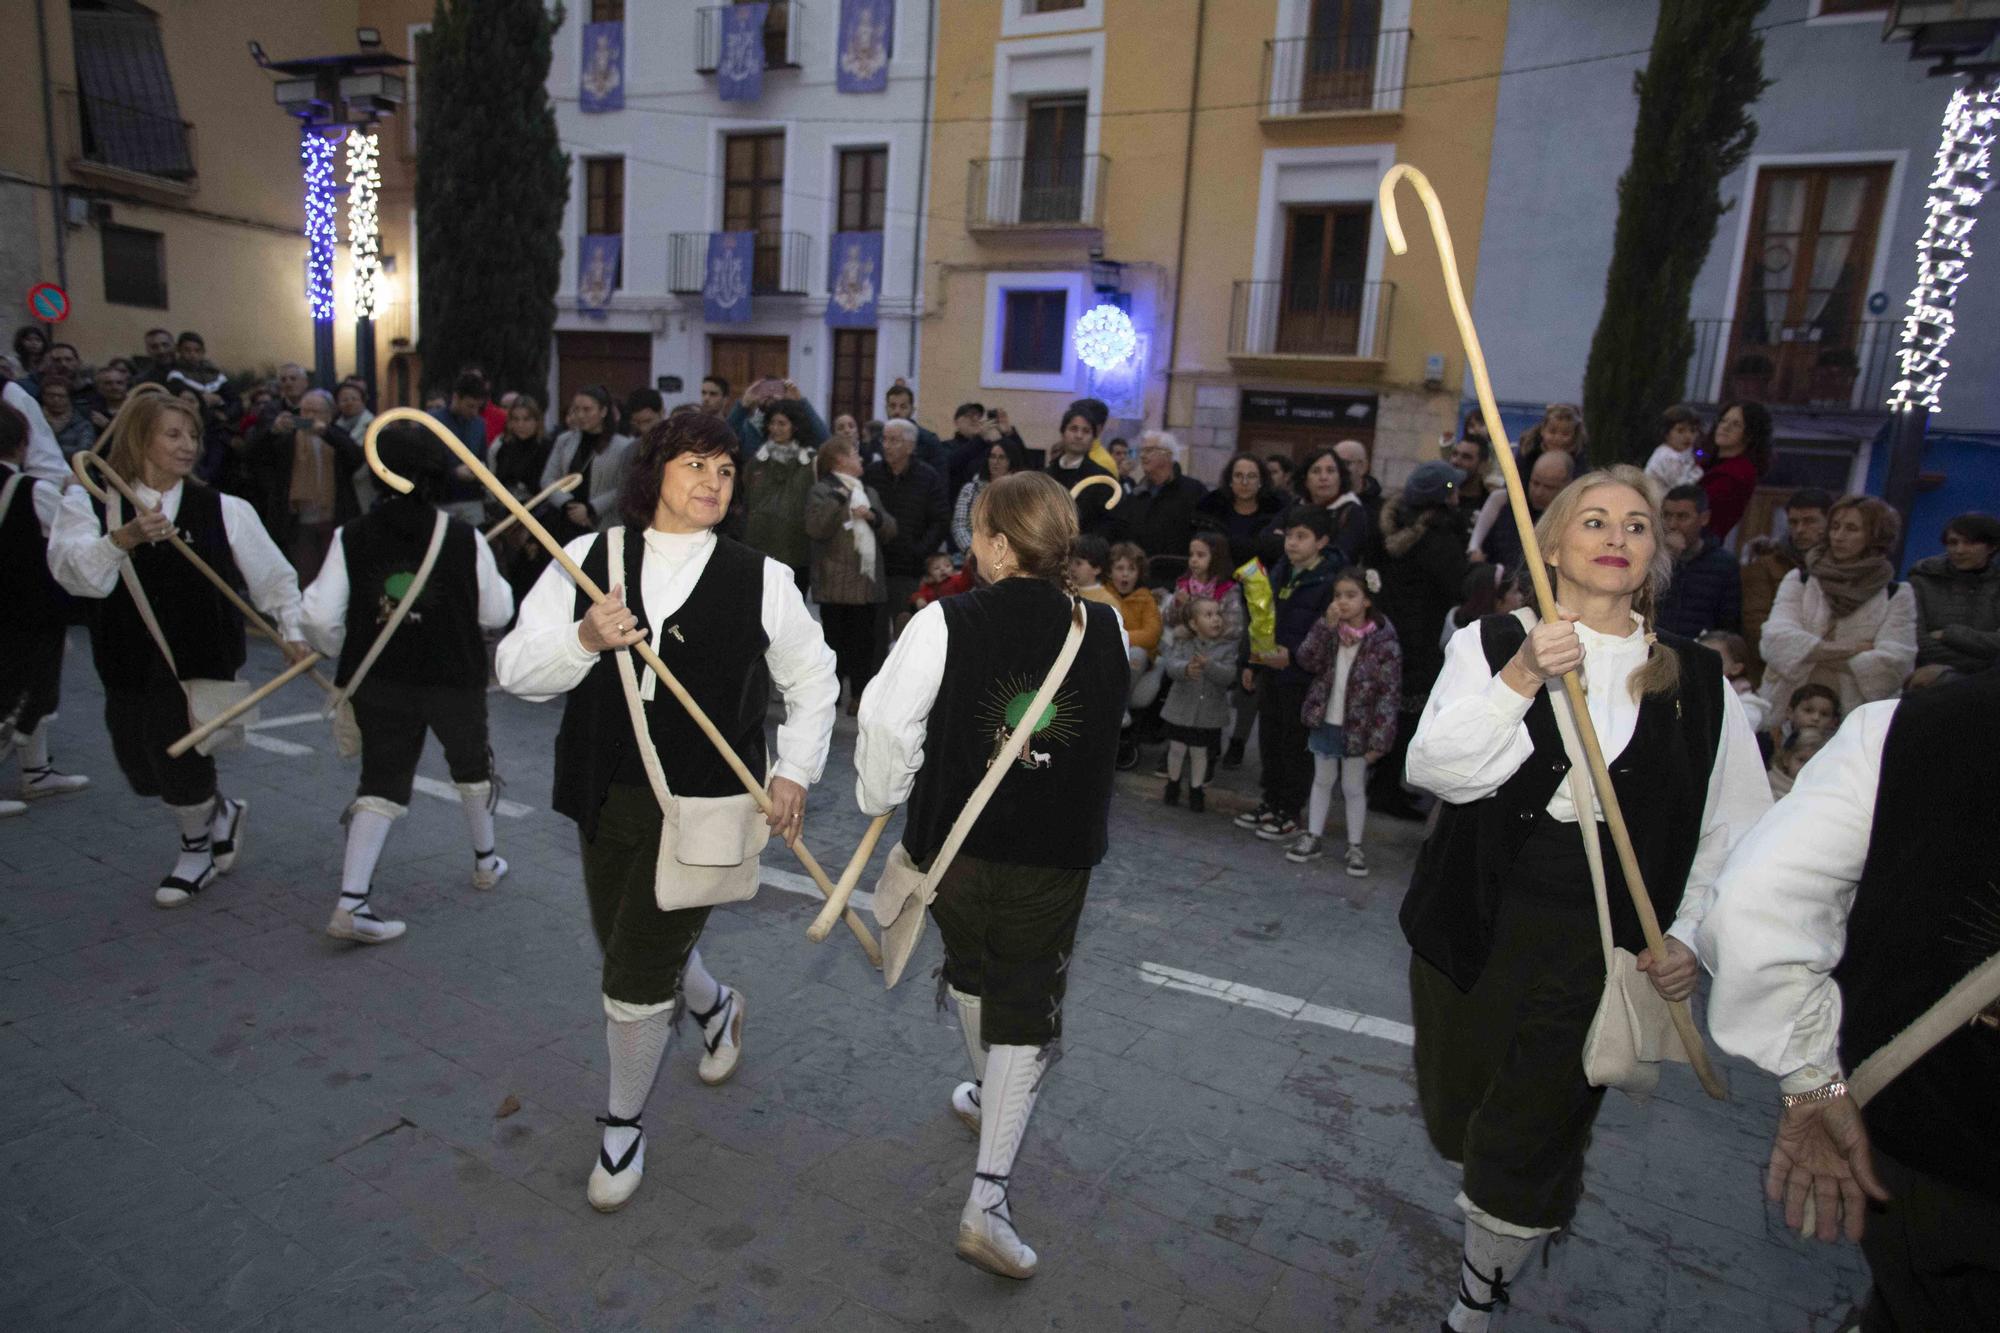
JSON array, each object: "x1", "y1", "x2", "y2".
[{"x1": 27, "y1": 283, "x2": 69, "y2": 323}]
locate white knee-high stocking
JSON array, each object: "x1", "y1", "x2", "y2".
[
  {"x1": 339, "y1": 798, "x2": 402, "y2": 911},
  {"x1": 603, "y1": 1003, "x2": 675, "y2": 1165},
  {"x1": 1445, "y1": 1206, "x2": 1552, "y2": 1332}
]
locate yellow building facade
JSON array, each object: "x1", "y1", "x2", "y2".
[
  {"x1": 917, "y1": 0, "x2": 1507, "y2": 491},
  {"x1": 1, "y1": 0, "x2": 428, "y2": 395}
]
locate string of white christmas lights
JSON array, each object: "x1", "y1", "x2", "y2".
[
  {"x1": 1889, "y1": 77, "x2": 2000, "y2": 414},
  {"x1": 346, "y1": 129, "x2": 381, "y2": 321},
  {"x1": 302, "y1": 130, "x2": 340, "y2": 324}
]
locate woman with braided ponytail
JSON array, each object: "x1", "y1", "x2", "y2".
[{"x1": 1399, "y1": 465, "x2": 1771, "y2": 1332}]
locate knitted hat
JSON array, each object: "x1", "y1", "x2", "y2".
[{"x1": 1404, "y1": 460, "x2": 1466, "y2": 509}]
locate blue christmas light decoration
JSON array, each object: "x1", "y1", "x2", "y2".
[
  {"x1": 1073, "y1": 302, "x2": 1137, "y2": 370},
  {"x1": 301, "y1": 129, "x2": 339, "y2": 322}
]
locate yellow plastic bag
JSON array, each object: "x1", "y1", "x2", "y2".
[{"x1": 1236, "y1": 557, "x2": 1277, "y2": 659}]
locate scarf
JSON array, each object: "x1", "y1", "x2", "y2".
[
  {"x1": 1809, "y1": 548, "x2": 1894, "y2": 620},
  {"x1": 1177, "y1": 573, "x2": 1239, "y2": 602},
  {"x1": 834, "y1": 472, "x2": 879, "y2": 582},
  {"x1": 1336, "y1": 618, "x2": 1376, "y2": 647},
  {"x1": 758, "y1": 438, "x2": 807, "y2": 466}
]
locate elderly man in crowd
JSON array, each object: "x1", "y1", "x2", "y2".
[
  {"x1": 1477, "y1": 447, "x2": 1573, "y2": 575},
  {"x1": 1334, "y1": 438, "x2": 1383, "y2": 533},
  {"x1": 863, "y1": 417, "x2": 950, "y2": 628},
  {"x1": 243, "y1": 385, "x2": 364, "y2": 582},
  {"x1": 85, "y1": 360, "x2": 133, "y2": 431},
  {"x1": 1116, "y1": 430, "x2": 1207, "y2": 586}
]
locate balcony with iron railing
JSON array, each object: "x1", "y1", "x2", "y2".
[
  {"x1": 1261, "y1": 29, "x2": 1410, "y2": 121},
  {"x1": 1684, "y1": 317, "x2": 1900, "y2": 410},
  {"x1": 1228, "y1": 279, "x2": 1394, "y2": 377},
  {"x1": 668, "y1": 231, "x2": 813, "y2": 297},
  {"x1": 965, "y1": 155, "x2": 1108, "y2": 236},
  {"x1": 695, "y1": 3, "x2": 805, "y2": 75},
  {"x1": 57, "y1": 88, "x2": 197, "y2": 194}
]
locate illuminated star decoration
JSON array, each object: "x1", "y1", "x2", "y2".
[
  {"x1": 1889, "y1": 78, "x2": 2000, "y2": 414},
  {"x1": 345, "y1": 129, "x2": 381, "y2": 321},
  {"x1": 301, "y1": 130, "x2": 340, "y2": 322},
  {"x1": 1072, "y1": 302, "x2": 1138, "y2": 371}
]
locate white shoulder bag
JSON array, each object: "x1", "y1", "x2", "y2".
[
  {"x1": 326, "y1": 511, "x2": 449, "y2": 759},
  {"x1": 873, "y1": 598, "x2": 1090, "y2": 990}
]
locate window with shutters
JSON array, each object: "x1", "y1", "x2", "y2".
[
  {"x1": 1001, "y1": 290, "x2": 1069, "y2": 374},
  {"x1": 586, "y1": 157, "x2": 624, "y2": 290},
  {"x1": 68, "y1": 0, "x2": 194, "y2": 181},
  {"x1": 102, "y1": 224, "x2": 167, "y2": 308},
  {"x1": 591, "y1": 0, "x2": 624, "y2": 20},
  {"x1": 725, "y1": 132, "x2": 787, "y2": 293},
  {"x1": 830, "y1": 330, "x2": 877, "y2": 425},
  {"x1": 838, "y1": 148, "x2": 888, "y2": 233}
]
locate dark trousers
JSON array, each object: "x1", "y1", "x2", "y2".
[
  {"x1": 1256, "y1": 674, "x2": 1312, "y2": 818},
  {"x1": 581, "y1": 783, "x2": 714, "y2": 1008},
  {"x1": 351, "y1": 679, "x2": 492, "y2": 806},
  {"x1": 105, "y1": 672, "x2": 215, "y2": 807},
  {"x1": 1, "y1": 627, "x2": 66, "y2": 735},
  {"x1": 1859, "y1": 1148, "x2": 2000, "y2": 1332},
  {"x1": 819, "y1": 602, "x2": 882, "y2": 697},
  {"x1": 1409, "y1": 819, "x2": 1608, "y2": 1230},
  {"x1": 929, "y1": 853, "x2": 1091, "y2": 1048}
]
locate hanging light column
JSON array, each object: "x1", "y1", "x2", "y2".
[
  {"x1": 301, "y1": 128, "x2": 341, "y2": 388},
  {"x1": 346, "y1": 127, "x2": 382, "y2": 394}
]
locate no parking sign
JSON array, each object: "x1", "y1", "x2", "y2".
[{"x1": 27, "y1": 282, "x2": 69, "y2": 324}]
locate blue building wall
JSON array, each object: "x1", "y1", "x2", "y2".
[
  {"x1": 1864, "y1": 431, "x2": 2000, "y2": 569},
  {"x1": 1468, "y1": 1, "x2": 2000, "y2": 439}
]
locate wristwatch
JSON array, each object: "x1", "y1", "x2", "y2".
[{"x1": 1780, "y1": 1080, "x2": 1849, "y2": 1108}]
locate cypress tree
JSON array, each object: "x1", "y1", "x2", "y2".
[
  {"x1": 1581, "y1": 1, "x2": 1769, "y2": 465},
  {"x1": 416, "y1": 0, "x2": 569, "y2": 398}
]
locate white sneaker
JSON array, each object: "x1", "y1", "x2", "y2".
[
  {"x1": 1344, "y1": 845, "x2": 1370, "y2": 878},
  {"x1": 695, "y1": 988, "x2": 744, "y2": 1086},
  {"x1": 0, "y1": 798, "x2": 24, "y2": 818},
  {"x1": 956, "y1": 1192, "x2": 1037, "y2": 1279},
  {"x1": 472, "y1": 854, "x2": 509, "y2": 891},
  {"x1": 1284, "y1": 833, "x2": 1325, "y2": 864},
  {"x1": 952, "y1": 1081, "x2": 982, "y2": 1134},
  {"x1": 326, "y1": 900, "x2": 407, "y2": 945},
  {"x1": 210, "y1": 798, "x2": 248, "y2": 873},
  {"x1": 587, "y1": 1116, "x2": 645, "y2": 1213},
  {"x1": 21, "y1": 765, "x2": 89, "y2": 800}
]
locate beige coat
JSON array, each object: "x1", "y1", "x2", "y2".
[{"x1": 1757, "y1": 571, "x2": 1918, "y2": 715}]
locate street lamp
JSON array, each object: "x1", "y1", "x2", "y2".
[{"x1": 250, "y1": 32, "x2": 409, "y2": 396}]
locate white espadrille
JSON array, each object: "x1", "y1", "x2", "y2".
[
  {"x1": 586, "y1": 1114, "x2": 645, "y2": 1212},
  {"x1": 693, "y1": 988, "x2": 744, "y2": 1086}
]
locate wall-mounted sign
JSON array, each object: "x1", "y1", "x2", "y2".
[{"x1": 1239, "y1": 389, "x2": 1375, "y2": 427}]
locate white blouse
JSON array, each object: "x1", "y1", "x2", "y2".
[
  {"x1": 1406, "y1": 609, "x2": 1772, "y2": 945},
  {"x1": 299, "y1": 524, "x2": 516, "y2": 659},
  {"x1": 47, "y1": 479, "x2": 305, "y2": 641},
  {"x1": 494, "y1": 527, "x2": 838, "y2": 790},
  {"x1": 1699, "y1": 699, "x2": 1896, "y2": 1094}
]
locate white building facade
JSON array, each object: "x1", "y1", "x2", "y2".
[{"x1": 546, "y1": 1, "x2": 933, "y2": 423}]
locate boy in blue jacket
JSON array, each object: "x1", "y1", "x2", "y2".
[{"x1": 1233, "y1": 505, "x2": 1336, "y2": 842}]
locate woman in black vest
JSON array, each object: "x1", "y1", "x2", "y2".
[
  {"x1": 49, "y1": 393, "x2": 310, "y2": 907},
  {"x1": 300, "y1": 421, "x2": 517, "y2": 946},
  {"x1": 856, "y1": 470, "x2": 1129, "y2": 1280},
  {"x1": 496, "y1": 409, "x2": 836, "y2": 1214},
  {"x1": 1401, "y1": 465, "x2": 1769, "y2": 1332}
]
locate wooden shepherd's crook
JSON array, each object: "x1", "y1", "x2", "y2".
[
  {"x1": 484, "y1": 473, "x2": 583, "y2": 540},
  {"x1": 165, "y1": 651, "x2": 325, "y2": 757},
  {"x1": 805, "y1": 471, "x2": 1119, "y2": 944},
  {"x1": 70, "y1": 450, "x2": 339, "y2": 698},
  {"x1": 1378, "y1": 163, "x2": 1727, "y2": 1101},
  {"x1": 362, "y1": 408, "x2": 882, "y2": 968}
]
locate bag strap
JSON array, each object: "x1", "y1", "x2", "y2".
[
  {"x1": 0, "y1": 469, "x2": 23, "y2": 522},
  {"x1": 919, "y1": 597, "x2": 1089, "y2": 897},
  {"x1": 1546, "y1": 666, "x2": 1617, "y2": 971},
  {"x1": 107, "y1": 490, "x2": 183, "y2": 682},
  {"x1": 329, "y1": 510, "x2": 448, "y2": 711},
  {"x1": 606, "y1": 526, "x2": 680, "y2": 812}
]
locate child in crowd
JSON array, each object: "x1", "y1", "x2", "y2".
[
  {"x1": 1767, "y1": 725, "x2": 1829, "y2": 800},
  {"x1": 1776, "y1": 682, "x2": 1840, "y2": 745},
  {"x1": 910, "y1": 550, "x2": 974, "y2": 610},
  {"x1": 1158, "y1": 597, "x2": 1240, "y2": 813},
  {"x1": 1107, "y1": 541, "x2": 1165, "y2": 769},
  {"x1": 1645, "y1": 403, "x2": 1706, "y2": 492},
  {"x1": 1165, "y1": 530, "x2": 1243, "y2": 640},
  {"x1": 1439, "y1": 563, "x2": 1528, "y2": 652},
  {"x1": 1289, "y1": 567, "x2": 1401, "y2": 874},
  {"x1": 1233, "y1": 506, "x2": 1337, "y2": 844},
  {"x1": 1068, "y1": 535, "x2": 1123, "y2": 617},
  {"x1": 1698, "y1": 630, "x2": 1771, "y2": 733}
]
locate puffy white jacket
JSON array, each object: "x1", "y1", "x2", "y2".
[{"x1": 1756, "y1": 569, "x2": 1918, "y2": 716}]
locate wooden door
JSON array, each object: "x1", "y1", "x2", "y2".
[
  {"x1": 1022, "y1": 96, "x2": 1086, "y2": 223},
  {"x1": 556, "y1": 331, "x2": 651, "y2": 422},
  {"x1": 708, "y1": 335, "x2": 790, "y2": 400},
  {"x1": 724, "y1": 132, "x2": 786, "y2": 293},
  {"x1": 1278, "y1": 204, "x2": 1370, "y2": 354},
  {"x1": 1302, "y1": 0, "x2": 1381, "y2": 112}
]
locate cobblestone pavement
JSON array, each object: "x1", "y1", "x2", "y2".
[{"x1": 2, "y1": 631, "x2": 1869, "y2": 1331}]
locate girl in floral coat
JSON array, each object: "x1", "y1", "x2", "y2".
[{"x1": 1289, "y1": 566, "x2": 1402, "y2": 876}]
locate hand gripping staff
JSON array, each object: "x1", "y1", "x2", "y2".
[
  {"x1": 1378, "y1": 163, "x2": 1726, "y2": 1101},
  {"x1": 805, "y1": 472, "x2": 1121, "y2": 943},
  {"x1": 362, "y1": 408, "x2": 882, "y2": 968}
]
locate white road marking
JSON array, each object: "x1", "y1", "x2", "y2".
[
  {"x1": 249, "y1": 711, "x2": 324, "y2": 731},
  {"x1": 246, "y1": 732, "x2": 314, "y2": 757},
  {"x1": 411, "y1": 775, "x2": 534, "y2": 819},
  {"x1": 759, "y1": 865, "x2": 876, "y2": 915},
  {"x1": 1138, "y1": 961, "x2": 1415, "y2": 1047}
]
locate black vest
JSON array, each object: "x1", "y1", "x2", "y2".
[
  {"x1": 86, "y1": 482, "x2": 247, "y2": 690},
  {"x1": 902, "y1": 579, "x2": 1128, "y2": 869},
  {"x1": 0, "y1": 465, "x2": 67, "y2": 633},
  {"x1": 1834, "y1": 672, "x2": 2000, "y2": 1199},
  {"x1": 335, "y1": 501, "x2": 485, "y2": 690},
  {"x1": 551, "y1": 531, "x2": 771, "y2": 839},
  {"x1": 1400, "y1": 614, "x2": 1724, "y2": 992}
]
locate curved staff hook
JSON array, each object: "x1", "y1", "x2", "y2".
[
  {"x1": 1069, "y1": 472, "x2": 1123, "y2": 509},
  {"x1": 71, "y1": 449, "x2": 337, "y2": 697},
  {"x1": 363, "y1": 408, "x2": 883, "y2": 968},
  {"x1": 1379, "y1": 163, "x2": 1726, "y2": 1101}
]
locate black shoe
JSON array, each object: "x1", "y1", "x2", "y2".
[
  {"x1": 1222, "y1": 739, "x2": 1246, "y2": 770},
  {"x1": 1187, "y1": 786, "x2": 1205, "y2": 813},
  {"x1": 1163, "y1": 778, "x2": 1181, "y2": 807}
]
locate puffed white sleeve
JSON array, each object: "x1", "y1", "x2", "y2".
[
  {"x1": 472, "y1": 532, "x2": 516, "y2": 630},
  {"x1": 1404, "y1": 618, "x2": 1536, "y2": 803},
  {"x1": 299, "y1": 527, "x2": 351, "y2": 659},
  {"x1": 759, "y1": 557, "x2": 839, "y2": 788},
  {"x1": 494, "y1": 534, "x2": 602, "y2": 701},
  {"x1": 47, "y1": 485, "x2": 127, "y2": 597},
  {"x1": 219, "y1": 494, "x2": 304, "y2": 641},
  {"x1": 1699, "y1": 700, "x2": 1894, "y2": 1094},
  {"x1": 1666, "y1": 667, "x2": 1775, "y2": 949},
  {"x1": 854, "y1": 601, "x2": 948, "y2": 817},
  {"x1": 5, "y1": 383, "x2": 65, "y2": 484}
]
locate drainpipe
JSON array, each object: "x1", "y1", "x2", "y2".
[
  {"x1": 907, "y1": 0, "x2": 936, "y2": 378},
  {"x1": 1163, "y1": 0, "x2": 1205, "y2": 426},
  {"x1": 34, "y1": 0, "x2": 69, "y2": 291}
]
